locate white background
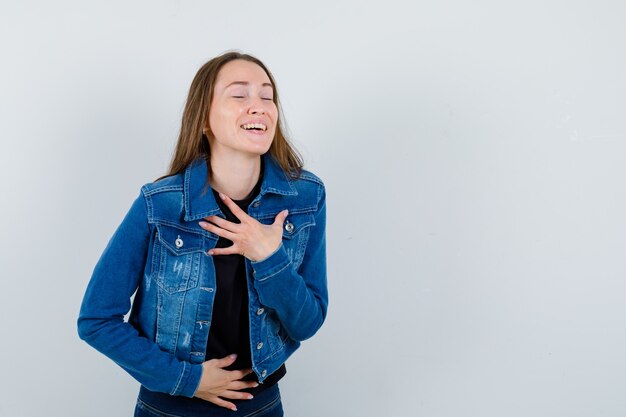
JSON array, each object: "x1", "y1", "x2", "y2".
[{"x1": 1, "y1": 1, "x2": 625, "y2": 416}]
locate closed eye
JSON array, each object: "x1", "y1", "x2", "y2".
[{"x1": 232, "y1": 96, "x2": 272, "y2": 101}]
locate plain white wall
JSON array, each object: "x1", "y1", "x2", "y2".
[{"x1": 1, "y1": 1, "x2": 625, "y2": 416}]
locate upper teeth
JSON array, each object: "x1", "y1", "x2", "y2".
[{"x1": 241, "y1": 123, "x2": 267, "y2": 131}]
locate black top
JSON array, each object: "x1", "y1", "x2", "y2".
[{"x1": 206, "y1": 156, "x2": 286, "y2": 394}]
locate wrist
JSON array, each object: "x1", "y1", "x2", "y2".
[{"x1": 251, "y1": 242, "x2": 282, "y2": 264}]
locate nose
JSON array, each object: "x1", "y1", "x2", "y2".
[{"x1": 247, "y1": 96, "x2": 266, "y2": 115}]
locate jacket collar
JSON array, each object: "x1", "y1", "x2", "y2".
[{"x1": 183, "y1": 152, "x2": 297, "y2": 221}]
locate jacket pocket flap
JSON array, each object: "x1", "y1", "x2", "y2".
[
  {"x1": 156, "y1": 224, "x2": 205, "y2": 255},
  {"x1": 282, "y1": 212, "x2": 315, "y2": 240}
]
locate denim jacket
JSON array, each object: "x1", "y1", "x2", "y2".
[{"x1": 77, "y1": 152, "x2": 328, "y2": 398}]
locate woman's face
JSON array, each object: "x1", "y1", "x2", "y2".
[{"x1": 208, "y1": 59, "x2": 278, "y2": 157}]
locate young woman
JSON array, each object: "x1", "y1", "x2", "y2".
[{"x1": 77, "y1": 51, "x2": 328, "y2": 416}]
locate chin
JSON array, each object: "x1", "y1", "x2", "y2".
[
  {"x1": 240, "y1": 144, "x2": 272, "y2": 157},
  {"x1": 242, "y1": 138, "x2": 273, "y2": 155}
]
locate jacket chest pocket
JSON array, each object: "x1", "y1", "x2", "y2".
[
  {"x1": 281, "y1": 212, "x2": 315, "y2": 269},
  {"x1": 154, "y1": 224, "x2": 206, "y2": 294}
]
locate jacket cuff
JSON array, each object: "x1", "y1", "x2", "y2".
[
  {"x1": 172, "y1": 362, "x2": 204, "y2": 398},
  {"x1": 250, "y1": 243, "x2": 291, "y2": 281}
]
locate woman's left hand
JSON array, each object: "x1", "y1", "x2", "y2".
[{"x1": 198, "y1": 192, "x2": 288, "y2": 262}]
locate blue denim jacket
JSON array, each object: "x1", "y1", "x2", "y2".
[{"x1": 77, "y1": 153, "x2": 328, "y2": 398}]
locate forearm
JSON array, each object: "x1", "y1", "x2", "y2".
[
  {"x1": 77, "y1": 189, "x2": 203, "y2": 397},
  {"x1": 251, "y1": 242, "x2": 327, "y2": 341},
  {"x1": 78, "y1": 313, "x2": 202, "y2": 396}
]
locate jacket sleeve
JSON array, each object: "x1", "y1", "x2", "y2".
[
  {"x1": 250, "y1": 182, "x2": 328, "y2": 341},
  {"x1": 77, "y1": 189, "x2": 203, "y2": 397}
]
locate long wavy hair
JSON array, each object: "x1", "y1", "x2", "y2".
[{"x1": 155, "y1": 51, "x2": 303, "y2": 182}]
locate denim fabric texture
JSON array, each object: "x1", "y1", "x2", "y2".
[
  {"x1": 135, "y1": 383, "x2": 284, "y2": 417},
  {"x1": 77, "y1": 152, "x2": 328, "y2": 398}
]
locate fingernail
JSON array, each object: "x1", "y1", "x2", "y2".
[
  {"x1": 219, "y1": 192, "x2": 226, "y2": 199},
  {"x1": 229, "y1": 354, "x2": 237, "y2": 359},
  {"x1": 231, "y1": 406, "x2": 238, "y2": 411},
  {"x1": 248, "y1": 394, "x2": 254, "y2": 399},
  {"x1": 199, "y1": 221, "x2": 208, "y2": 227},
  {"x1": 285, "y1": 209, "x2": 289, "y2": 216},
  {"x1": 208, "y1": 250, "x2": 214, "y2": 255}
]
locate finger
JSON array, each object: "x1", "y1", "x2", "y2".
[
  {"x1": 210, "y1": 354, "x2": 238, "y2": 368},
  {"x1": 203, "y1": 215, "x2": 240, "y2": 233},
  {"x1": 208, "y1": 245, "x2": 243, "y2": 257},
  {"x1": 272, "y1": 209, "x2": 289, "y2": 226},
  {"x1": 218, "y1": 193, "x2": 250, "y2": 223},
  {"x1": 198, "y1": 221, "x2": 238, "y2": 241},
  {"x1": 219, "y1": 390, "x2": 255, "y2": 401},
  {"x1": 208, "y1": 396, "x2": 238, "y2": 411},
  {"x1": 228, "y1": 380, "x2": 260, "y2": 390},
  {"x1": 227, "y1": 368, "x2": 254, "y2": 381}
]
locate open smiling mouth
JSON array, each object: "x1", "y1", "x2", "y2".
[{"x1": 240, "y1": 123, "x2": 267, "y2": 132}]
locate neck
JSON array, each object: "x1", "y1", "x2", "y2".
[{"x1": 208, "y1": 150, "x2": 261, "y2": 200}]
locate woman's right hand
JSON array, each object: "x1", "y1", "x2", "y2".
[{"x1": 193, "y1": 354, "x2": 259, "y2": 411}]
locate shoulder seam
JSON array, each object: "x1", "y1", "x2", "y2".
[
  {"x1": 297, "y1": 170, "x2": 324, "y2": 186},
  {"x1": 142, "y1": 184, "x2": 184, "y2": 196}
]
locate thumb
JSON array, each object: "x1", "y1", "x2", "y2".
[
  {"x1": 273, "y1": 209, "x2": 289, "y2": 226},
  {"x1": 211, "y1": 353, "x2": 238, "y2": 369}
]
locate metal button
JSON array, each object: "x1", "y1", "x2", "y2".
[
  {"x1": 253, "y1": 201, "x2": 261, "y2": 208},
  {"x1": 256, "y1": 308, "x2": 264, "y2": 315},
  {"x1": 261, "y1": 370, "x2": 267, "y2": 377},
  {"x1": 175, "y1": 235, "x2": 184, "y2": 248},
  {"x1": 285, "y1": 221, "x2": 294, "y2": 233},
  {"x1": 256, "y1": 342, "x2": 263, "y2": 350}
]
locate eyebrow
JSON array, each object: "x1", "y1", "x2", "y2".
[{"x1": 225, "y1": 81, "x2": 274, "y2": 89}]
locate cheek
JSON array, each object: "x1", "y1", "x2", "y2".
[
  {"x1": 269, "y1": 107, "x2": 279, "y2": 128},
  {"x1": 209, "y1": 106, "x2": 239, "y2": 131}
]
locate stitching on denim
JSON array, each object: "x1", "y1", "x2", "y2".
[
  {"x1": 156, "y1": 239, "x2": 176, "y2": 294},
  {"x1": 263, "y1": 186, "x2": 298, "y2": 196},
  {"x1": 242, "y1": 390, "x2": 281, "y2": 417},
  {"x1": 316, "y1": 182, "x2": 324, "y2": 204},
  {"x1": 141, "y1": 186, "x2": 154, "y2": 223},
  {"x1": 169, "y1": 282, "x2": 188, "y2": 355},
  {"x1": 156, "y1": 238, "x2": 169, "y2": 292},
  {"x1": 264, "y1": 342, "x2": 287, "y2": 361},
  {"x1": 188, "y1": 251, "x2": 201, "y2": 290},
  {"x1": 154, "y1": 221, "x2": 206, "y2": 235},
  {"x1": 254, "y1": 207, "x2": 315, "y2": 221},
  {"x1": 154, "y1": 222, "x2": 204, "y2": 236},
  {"x1": 184, "y1": 163, "x2": 191, "y2": 199},
  {"x1": 171, "y1": 360, "x2": 186, "y2": 396},
  {"x1": 150, "y1": 238, "x2": 159, "y2": 287},
  {"x1": 143, "y1": 185, "x2": 184, "y2": 196},
  {"x1": 255, "y1": 335, "x2": 290, "y2": 365},
  {"x1": 256, "y1": 338, "x2": 295, "y2": 367},
  {"x1": 154, "y1": 226, "x2": 205, "y2": 293},
  {"x1": 256, "y1": 259, "x2": 292, "y2": 282},
  {"x1": 294, "y1": 226, "x2": 310, "y2": 270},
  {"x1": 153, "y1": 220, "x2": 218, "y2": 243},
  {"x1": 299, "y1": 171, "x2": 324, "y2": 186},
  {"x1": 182, "y1": 251, "x2": 194, "y2": 288},
  {"x1": 137, "y1": 398, "x2": 183, "y2": 417},
  {"x1": 156, "y1": 228, "x2": 205, "y2": 256},
  {"x1": 155, "y1": 288, "x2": 167, "y2": 347},
  {"x1": 283, "y1": 220, "x2": 314, "y2": 241},
  {"x1": 155, "y1": 277, "x2": 186, "y2": 353}
]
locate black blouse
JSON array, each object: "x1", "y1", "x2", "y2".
[{"x1": 207, "y1": 157, "x2": 286, "y2": 394}]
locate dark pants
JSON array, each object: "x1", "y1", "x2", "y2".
[{"x1": 134, "y1": 383, "x2": 284, "y2": 417}]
